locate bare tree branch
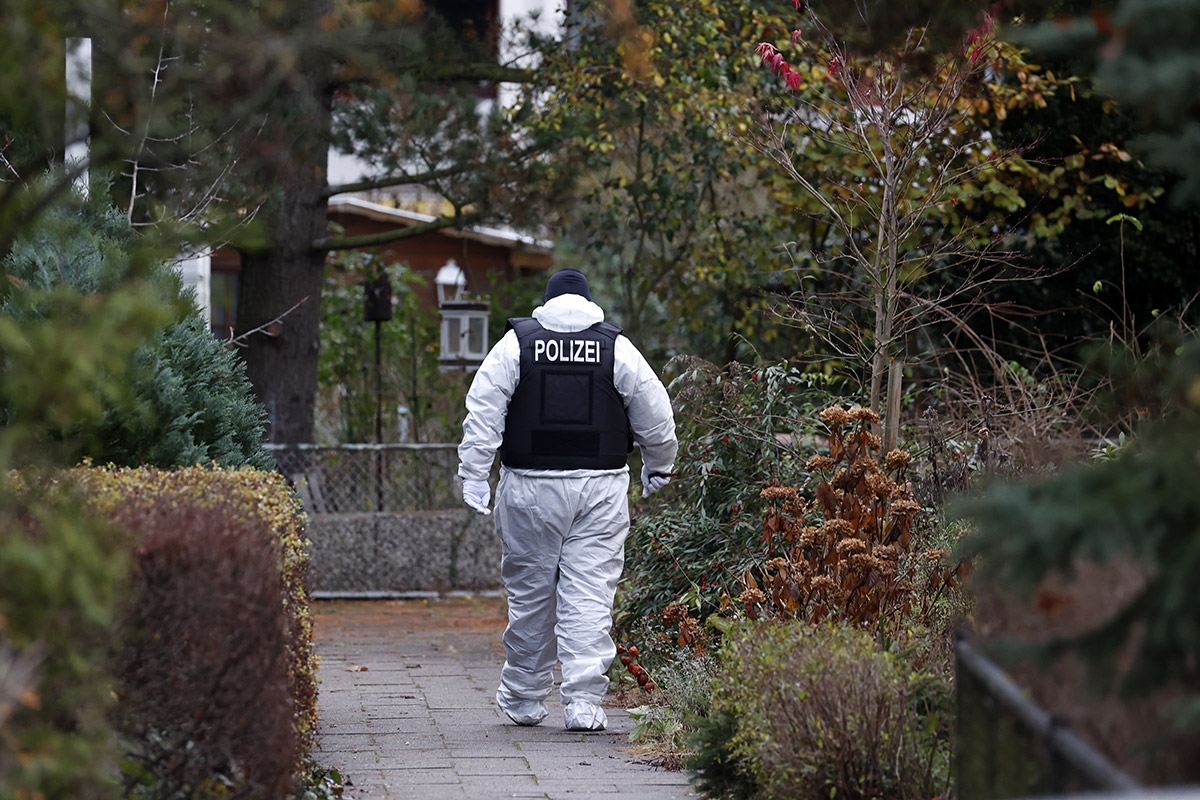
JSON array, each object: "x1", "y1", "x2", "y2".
[
  {"x1": 225, "y1": 295, "x2": 308, "y2": 349},
  {"x1": 0, "y1": 137, "x2": 28, "y2": 188}
]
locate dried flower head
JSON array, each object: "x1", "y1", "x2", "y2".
[
  {"x1": 923, "y1": 548, "x2": 949, "y2": 563},
  {"x1": 819, "y1": 519, "x2": 854, "y2": 541},
  {"x1": 765, "y1": 557, "x2": 789, "y2": 574},
  {"x1": 760, "y1": 484, "x2": 799, "y2": 500},
  {"x1": 847, "y1": 406, "x2": 880, "y2": 424},
  {"x1": 782, "y1": 496, "x2": 808, "y2": 517},
  {"x1": 866, "y1": 472, "x2": 894, "y2": 499},
  {"x1": 836, "y1": 538, "x2": 868, "y2": 555},
  {"x1": 799, "y1": 526, "x2": 821, "y2": 547},
  {"x1": 851, "y1": 456, "x2": 878, "y2": 475},
  {"x1": 873, "y1": 557, "x2": 897, "y2": 576},
  {"x1": 739, "y1": 588, "x2": 767, "y2": 606},
  {"x1": 866, "y1": 433, "x2": 883, "y2": 450},
  {"x1": 819, "y1": 406, "x2": 850, "y2": 426},
  {"x1": 872, "y1": 544, "x2": 899, "y2": 561},
  {"x1": 849, "y1": 553, "x2": 874, "y2": 571},
  {"x1": 890, "y1": 499, "x2": 921, "y2": 516},
  {"x1": 806, "y1": 454, "x2": 837, "y2": 472},
  {"x1": 810, "y1": 575, "x2": 838, "y2": 594},
  {"x1": 885, "y1": 449, "x2": 912, "y2": 471},
  {"x1": 662, "y1": 601, "x2": 689, "y2": 624}
]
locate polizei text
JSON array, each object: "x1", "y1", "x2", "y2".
[{"x1": 531, "y1": 338, "x2": 602, "y2": 363}]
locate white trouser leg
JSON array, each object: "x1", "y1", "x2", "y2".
[
  {"x1": 495, "y1": 470, "x2": 561, "y2": 707},
  {"x1": 555, "y1": 473, "x2": 629, "y2": 705}
]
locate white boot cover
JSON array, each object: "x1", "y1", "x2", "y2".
[
  {"x1": 564, "y1": 700, "x2": 608, "y2": 732},
  {"x1": 495, "y1": 689, "x2": 549, "y2": 726}
]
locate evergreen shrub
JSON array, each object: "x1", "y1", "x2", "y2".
[
  {"x1": 958, "y1": 335, "x2": 1200, "y2": 780},
  {"x1": 1, "y1": 186, "x2": 271, "y2": 470},
  {"x1": 100, "y1": 313, "x2": 274, "y2": 470},
  {"x1": 686, "y1": 708, "x2": 759, "y2": 800}
]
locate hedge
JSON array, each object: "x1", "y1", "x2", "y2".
[{"x1": 1, "y1": 465, "x2": 318, "y2": 799}]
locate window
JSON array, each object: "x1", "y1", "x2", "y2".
[
  {"x1": 439, "y1": 306, "x2": 490, "y2": 367},
  {"x1": 467, "y1": 315, "x2": 485, "y2": 354}
]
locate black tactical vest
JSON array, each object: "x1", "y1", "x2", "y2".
[{"x1": 500, "y1": 318, "x2": 633, "y2": 470}]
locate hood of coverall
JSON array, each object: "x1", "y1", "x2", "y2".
[{"x1": 532, "y1": 292, "x2": 605, "y2": 333}]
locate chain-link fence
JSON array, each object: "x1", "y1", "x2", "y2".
[
  {"x1": 267, "y1": 444, "x2": 462, "y2": 513},
  {"x1": 955, "y1": 633, "x2": 1140, "y2": 800}
]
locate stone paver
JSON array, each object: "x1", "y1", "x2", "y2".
[{"x1": 314, "y1": 597, "x2": 696, "y2": 800}]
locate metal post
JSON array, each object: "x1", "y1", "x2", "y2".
[
  {"x1": 954, "y1": 633, "x2": 1140, "y2": 795},
  {"x1": 375, "y1": 317, "x2": 383, "y2": 511},
  {"x1": 363, "y1": 272, "x2": 392, "y2": 512},
  {"x1": 375, "y1": 318, "x2": 383, "y2": 444}
]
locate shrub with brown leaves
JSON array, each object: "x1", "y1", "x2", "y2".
[
  {"x1": 111, "y1": 491, "x2": 296, "y2": 800},
  {"x1": 664, "y1": 405, "x2": 972, "y2": 643}
]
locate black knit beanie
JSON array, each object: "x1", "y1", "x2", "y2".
[{"x1": 543, "y1": 268, "x2": 591, "y2": 302}]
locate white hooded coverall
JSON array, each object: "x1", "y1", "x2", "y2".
[{"x1": 457, "y1": 292, "x2": 677, "y2": 731}]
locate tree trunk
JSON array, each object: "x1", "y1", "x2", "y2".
[
  {"x1": 876, "y1": 125, "x2": 902, "y2": 450},
  {"x1": 238, "y1": 204, "x2": 327, "y2": 445},
  {"x1": 236, "y1": 0, "x2": 333, "y2": 445}
]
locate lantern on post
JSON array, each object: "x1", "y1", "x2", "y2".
[
  {"x1": 436, "y1": 258, "x2": 467, "y2": 305},
  {"x1": 436, "y1": 259, "x2": 489, "y2": 371}
]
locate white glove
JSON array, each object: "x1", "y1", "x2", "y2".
[
  {"x1": 641, "y1": 464, "x2": 672, "y2": 498},
  {"x1": 462, "y1": 479, "x2": 492, "y2": 515}
]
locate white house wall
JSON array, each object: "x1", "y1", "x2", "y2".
[{"x1": 174, "y1": 251, "x2": 212, "y2": 325}]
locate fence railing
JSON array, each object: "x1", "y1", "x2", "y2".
[
  {"x1": 267, "y1": 443, "x2": 461, "y2": 514},
  {"x1": 955, "y1": 633, "x2": 1140, "y2": 800}
]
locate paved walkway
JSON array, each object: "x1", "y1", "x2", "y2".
[{"x1": 313, "y1": 596, "x2": 696, "y2": 799}]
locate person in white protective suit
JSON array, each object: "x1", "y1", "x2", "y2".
[{"x1": 457, "y1": 268, "x2": 677, "y2": 732}]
